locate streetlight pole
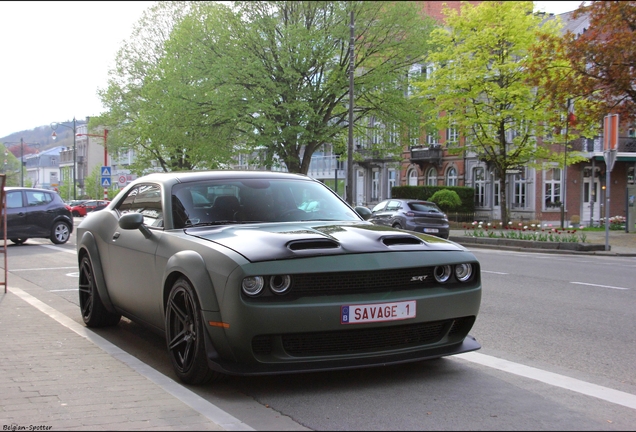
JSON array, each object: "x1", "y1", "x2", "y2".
[{"x1": 51, "y1": 118, "x2": 77, "y2": 200}]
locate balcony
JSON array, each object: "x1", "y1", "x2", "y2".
[
  {"x1": 59, "y1": 148, "x2": 74, "y2": 165},
  {"x1": 410, "y1": 145, "x2": 442, "y2": 167},
  {"x1": 570, "y1": 136, "x2": 636, "y2": 154}
]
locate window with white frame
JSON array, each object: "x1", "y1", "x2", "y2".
[
  {"x1": 544, "y1": 168, "x2": 561, "y2": 209},
  {"x1": 409, "y1": 125, "x2": 420, "y2": 148},
  {"x1": 491, "y1": 171, "x2": 500, "y2": 207},
  {"x1": 371, "y1": 170, "x2": 379, "y2": 201},
  {"x1": 388, "y1": 169, "x2": 396, "y2": 197},
  {"x1": 473, "y1": 167, "x2": 485, "y2": 207},
  {"x1": 427, "y1": 132, "x2": 439, "y2": 146},
  {"x1": 407, "y1": 64, "x2": 424, "y2": 97},
  {"x1": 446, "y1": 167, "x2": 458, "y2": 186},
  {"x1": 426, "y1": 167, "x2": 437, "y2": 186},
  {"x1": 446, "y1": 124, "x2": 459, "y2": 147},
  {"x1": 512, "y1": 169, "x2": 527, "y2": 208},
  {"x1": 408, "y1": 168, "x2": 418, "y2": 186}
]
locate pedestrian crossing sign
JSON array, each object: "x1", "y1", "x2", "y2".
[
  {"x1": 101, "y1": 166, "x2": 112, "y2": 176},
  {"x1": 101, "y1": 177, "x2": 111, "y2": 187}
]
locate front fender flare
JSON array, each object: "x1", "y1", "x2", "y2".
[
  {"x1": 163, "y1": 250, "x2": 220, "y2": 314},
  {"x1": 77, "y1": 231, "x2": 117, "y2": 314}
]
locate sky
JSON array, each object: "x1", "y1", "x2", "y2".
[{"x1": 0, "y1": 1, "x2": 586, "y2": 139}]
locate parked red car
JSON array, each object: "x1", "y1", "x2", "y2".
[{"x1": 70, "y1": 199, "x2": 110, "y2": 217}]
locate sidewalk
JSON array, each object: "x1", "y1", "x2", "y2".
[
  {"x1": 449, "y1": 228, "x2": 636, "y2": 256},
  {"x1": 0, "y1": 275, "x2": 253, "y2": 431}
]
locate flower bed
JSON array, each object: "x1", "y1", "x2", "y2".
[{"x1": 462, "y1": 221, "x2": 587, "y2": 243}]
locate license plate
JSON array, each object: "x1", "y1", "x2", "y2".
[
  {"x1": 341, "y1": 300, "x2": 416, "y2": 324},
  {"x1": 424, "y1": 228, "x2": 439, "y2": 233}
]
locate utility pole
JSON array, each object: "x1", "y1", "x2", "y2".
[{"x1": 346, "y1": 8, "x2": 355, "y2": 205}]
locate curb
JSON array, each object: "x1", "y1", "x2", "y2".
[{"x1": 449, "y1": 237, "x2": 636, "y2": 257}]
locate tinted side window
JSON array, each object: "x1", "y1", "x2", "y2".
[
  {"x1": 386, "y1": 200, "x2": 401, "y2": 211},
  {"x1": 6, "y1": 191, "x2": 23, "y2": 209},
  {"x1": 26, "y1": 191, "x2": 53, "y2": 206},
  {"x1": 116, "y1": 184, "x2": 163, "y2": 227},
  {"x1": 117, "y1": 187, "x2": 139, "y2": 214},
  {"x1": 372, "y1": 201, "x2": 387, "y2": 212}
]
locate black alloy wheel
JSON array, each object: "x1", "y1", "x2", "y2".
[
  {"x1": 78, "y1": 255, "x2": 121, "y2": 327},
  {"x1": 165, "y1": 278, "x2": 218, "y2": 385},
  {"x1": 392, "y1": 222, "x2": 403, "y2": 230}
]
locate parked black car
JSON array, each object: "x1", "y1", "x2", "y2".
[
  {"x1": 2, "y1": 187, "x2": 74, "y2": 245},
  {"x1": 369, "y1": 199, "x2": 450, "y2": 239}
]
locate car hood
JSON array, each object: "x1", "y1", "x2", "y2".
[{"x1": 185, "y1": 221, "x2": 463, "y2": 262}]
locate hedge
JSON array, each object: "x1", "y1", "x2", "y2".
[{"x1": 391, "y1": 186, "x2": 475, "y2": 213}]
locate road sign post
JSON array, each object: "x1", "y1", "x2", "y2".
[
  {"x1": 603, "y1": 114, "x2": 619, "y2": 251},
  {"x1": 101, "y1": 166, "x2": 111, "y2": 200}
]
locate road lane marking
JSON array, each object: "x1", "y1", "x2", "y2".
[
  {"x1": 49, "y1": 289, "x2": 79, "y2": 292},
  {"x1": 10, "y1": 267, "x2": 77, "y2": 271},
  {"x1": 456, "y1": 351, "x2": 636, "y2": 411},
  {"x1": 482, "y1": 271, "x2": 508, "y2": 275},
  {"x1": 571, "y1": 282, "x2": 630, "y2": 290},
  {"x1": 40, "y1": 244, "x2": 77, "y2": 254},
  {"x1": 10, "y1": 287, "x2": 255, "y2": 431}
]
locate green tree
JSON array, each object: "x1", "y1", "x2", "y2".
[
  {"x1": 1, "y1": 149, "x2": 21, "y2": 187},
  {"x1": 97, "y1": 1, "x2": 232, "y2": 175},
  {"x1": 100, "y1": 1, "x2": 438, "y2": 174},
  {"x1": 416, "y1": 1, "x2": 592, "y2": 225}
]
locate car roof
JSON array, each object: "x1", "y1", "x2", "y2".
[
  {"x1": 133, "y1": 170, "x2": 315, "y2": 185},
  {"x1": 5, "y1": 187, "x2": 59, "y2": 193}
]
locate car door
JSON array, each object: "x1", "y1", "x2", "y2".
[
  {"x1": 106, "y1": 183, "x2": 164, "y2": 328},
  {"x1": 4, "y1": 190, "x2": 28, "y2": 238},
  {"x1": 24, "y1": 190, "x2": 54, "y2": 237}
]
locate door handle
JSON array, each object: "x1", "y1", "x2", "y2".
[{"x1": 112, "y1": 232, "x2": 120, "y2": 240}]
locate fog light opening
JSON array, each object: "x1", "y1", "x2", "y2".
[
  {"x1": 270, "y1": 275, "x2": 291, "y2": 294},
  {"x1": 434, "y1": 265, "x2": 452, "y2": 283}
]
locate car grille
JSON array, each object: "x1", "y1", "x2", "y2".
[
  {"x1": 245, "y1": 267, "x2": 438, "y2": 302},
  {"x1": 252, "y1": 316, "x2": 475, "y2": 357}
]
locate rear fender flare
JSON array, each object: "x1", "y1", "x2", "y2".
[
  {"x1": 163, "y1": 251, "x2": 220, "y2": 315},
  {"x1": 77, "y1": 231, "x2": 117, "y2": 314}
]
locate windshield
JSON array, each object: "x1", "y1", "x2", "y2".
[{"x1": 171, "y1": 178, "x2": 361, "y2": 228}]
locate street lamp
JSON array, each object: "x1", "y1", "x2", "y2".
[
  {"x1": 75, "y1": 129, "x2": 109, "y2": 199},
  {"x1": 51, "y1": 118, "x2": 77, "y2": 200}
]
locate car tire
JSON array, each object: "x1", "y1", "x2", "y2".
[
  {"x1": 165, "y1": 277, "x2": 219, "y2": 385},
  {"x1": 10, "y1": 238, "x2": 28, "y2": 245},
  {"x1": 79, "y1": 255, "x2": 121, "y2": 327},
  {"x1": 392, "y1": 222, "x2": 403, "y2": 230},
  {"x1": 50, "y1": 221, "x2": 71, "y2": 244}
]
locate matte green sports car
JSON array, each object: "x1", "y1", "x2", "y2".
[{"x1": 77, "y1": 171, "x2": 481, "y2": 385}]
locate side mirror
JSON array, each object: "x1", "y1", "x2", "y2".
[
  {"x1": 118, "y1": 212, "x2": 152, "y2": 239},
  {"x1": 354, "y1": 206, "x2": 372, "y2": 220}
]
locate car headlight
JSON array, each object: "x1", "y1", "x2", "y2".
[
  {"x1": 455, "y1": 263, "x2": 473, "y2": 282},
  {"x1": 242, "y1": 276, "x2": 265, "y2": 296},
  {"x1": 434, "y1": 265, "x2": 452, "y2": 283},
  {"x1": 269, "y1": 275, "x2": 291, "y2": 294}
]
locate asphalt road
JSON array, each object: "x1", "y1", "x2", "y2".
[{"x1": 4, "y1": 231, "x2": 636, "y2": 431}]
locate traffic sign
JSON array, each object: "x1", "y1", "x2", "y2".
[
  {"x1": 101, "y1": 166, "x2": 112, "y2": 176},
  {"x1": 101, "y1": 177, "x2": 111, "y2": 187}
]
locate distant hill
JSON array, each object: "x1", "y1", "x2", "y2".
[{"x1": 1, "y1": 119, "x2": 87, "y2": 153}]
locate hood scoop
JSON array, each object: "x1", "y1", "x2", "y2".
[
  {"x1": 287, "y1": 239, "x2": 341, "y2": 251},
  {"x1": 381, "y1": 235, "x2": 424, "y2": 247}
]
